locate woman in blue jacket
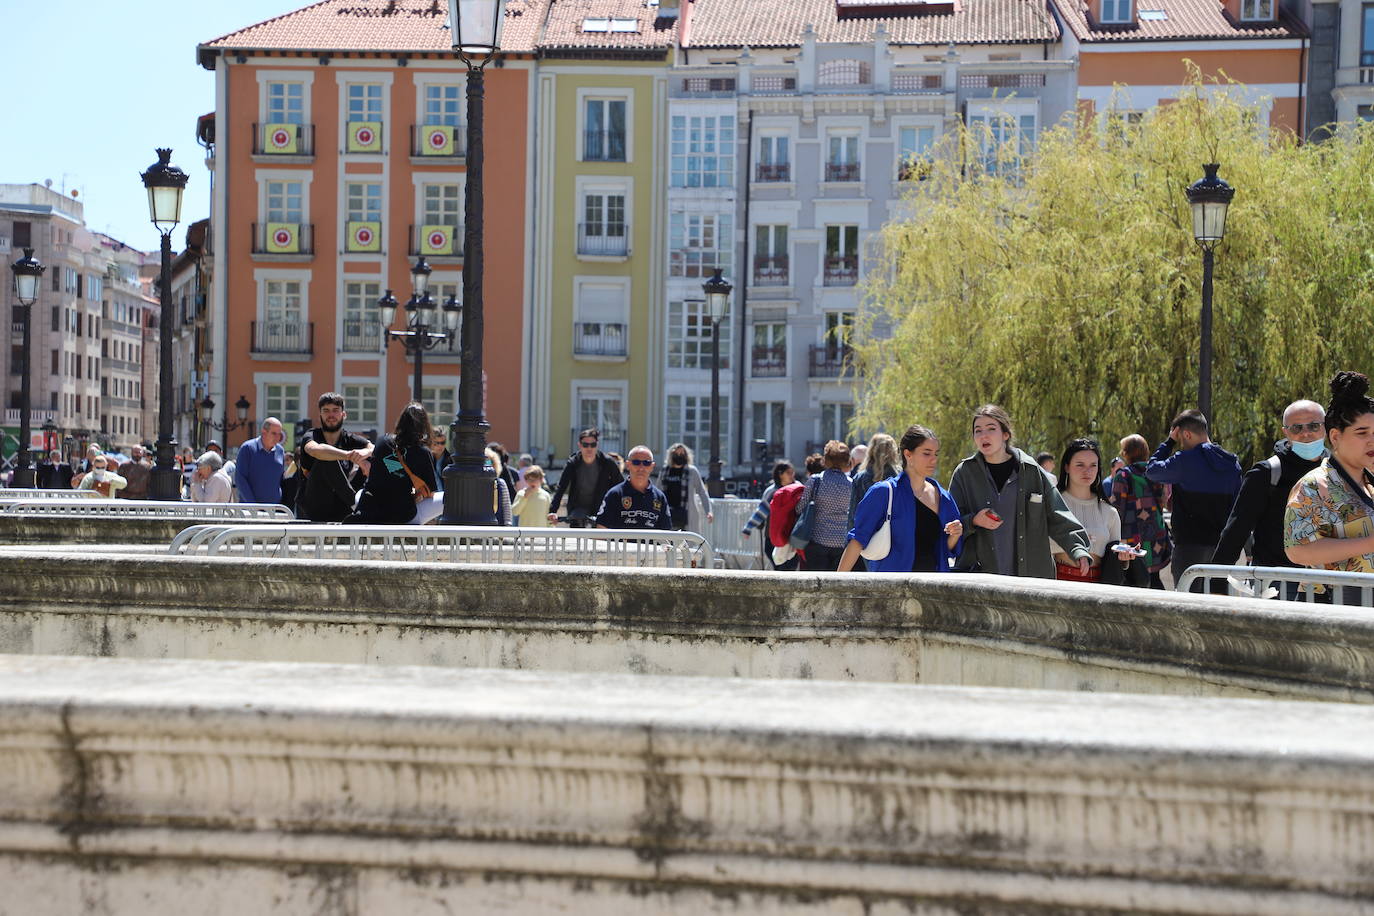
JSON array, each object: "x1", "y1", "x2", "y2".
[{"x1": 839, "y1": 425, "x2": 964, "y2": 572}]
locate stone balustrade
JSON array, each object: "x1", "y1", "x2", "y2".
[
  {"x1": 2, "y1": 654, "x2": 1373, "y2": 914},
  {"x1": 4, "y1": 548, "x2": 1374, "y2": 702}
]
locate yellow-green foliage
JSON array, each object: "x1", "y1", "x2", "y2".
[{"x1": 857, "y1": 76, "x2": 1374, "y2": 464}]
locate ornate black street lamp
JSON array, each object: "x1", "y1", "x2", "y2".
[
  {"x1": 1184, "y1": 163, "x2": 1234, "y2": 423},
  {"x1": 9, "y1": 248, "x2": 45, "y2": 488},
  {"x1": 199, "y1": 395, "x2": 253, "y2": 444},
  {"x1": 380, "y1": 256, "x2": 461, "y2": 400},
  {"x1": 140, "y1": 148, "x2": 189, "y2": 500},
  {"x1": 702, "y1": 268, "x2": 733, "y2": 498},
  {"x1": 441, "y1": 0, "x2": 508, "y2": 525}
]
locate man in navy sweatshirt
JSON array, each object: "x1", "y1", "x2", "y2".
[
  {"x1": 234, "y1": 417, "x2": 286, "y2": 505},
  {"x1": 1145, "y1": 409, "x2": 1242, "y2": 592}
]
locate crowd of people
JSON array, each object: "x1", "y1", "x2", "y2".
[{"x1": 22, "y1": 370, "x2": 1374, "y2": 597}]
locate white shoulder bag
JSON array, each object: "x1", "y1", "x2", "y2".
[{"x1": 860, "y1": 482, "x2": 894, "y2": 561}]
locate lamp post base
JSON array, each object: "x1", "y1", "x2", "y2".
[
  {"x1": 10, "y1": 467, "x2": 36, "y2": 489},
  {"x1": 707, "y1": 459, "x2": 725, "y2": 499},
  {"x1": 149, "y1": 467, "x2": 183, "y2": 501},
  {"x1": 439, "y1": 416, "x2": 497, "y2": 525}
]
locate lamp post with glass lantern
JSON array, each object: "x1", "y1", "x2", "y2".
[
  {"x1": 198, "y1": 395, "x2": 253, "y2": 447},
  {"x1": 139, "y1": 148, "x2": 189, "y2": 500},
  {"x1": 9, "y1": 249, "x2": 45, "y2": 488},
  {"x1": 1184, "y1": 163, "x2": 1234, "y2": 423},
  {"x1": 702, "y1": 268, "x2": 733, "y2": 498},
  {"x1": 441, "y1": 0, "x2": 508, "y2": 525},
  {"x1": 379, "y1": 256, "x2": 461, "y2": 401}
]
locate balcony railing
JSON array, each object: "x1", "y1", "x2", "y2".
[
  {"x1": 755, "y1": 163, "x2": 791, "y2": 182},
  {"x1": 753, "y1": 255, "x2": 789, "y2": 286},
  {"x1": 891, "y1": 72, "x2": 944, "y2": 93},
  {"x1": 958, "y1": 73, "x2": 1047, "y2": 89},
  {"x1": 251, "y1": 320, "x2": 314, "y2": 356},
  {"x1": 252, "y1": 123, "x2": 315, "y2": 157},
  {"x1": 750, "y1": 345, "x2": 786, "y2": 377},
  {"x1": 409, "y1": 224, "x2": 462, "y2": 258},
  {"x1": 583, "y1": 129, "x2": 627, "y2": 162},
  {"x1": 825, "y1": 162, "x2": 861, "y2": 182},
  {"x1": 823, "y1": 255, "x2": 859, "y2": 287},
  {"x1": 250, "y1": 223, "x2": 315, "y2": 256},
  {"x1": 340, "y1": 319, "x2": 382, "y2": 353},
  {"x1": 569, "y1": 427, "x2": 625, "y2": 459},
  {"x1": 577, "y1": 223, "x2": 629, "y2": 257},
  {"x1": 411, "y1": 124, "x2": 466, "y2": 158},
  {"x1": 808, "y1": 344, "x2": 853, "y2": 378},
  {"x1": 573, "y1": 322, "x2": 628, "y2": 357}
]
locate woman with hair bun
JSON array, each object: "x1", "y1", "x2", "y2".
[
  {"x1": 839, "y1": 425, "x2": 963, "y2": 572},
  {"x1": 1285, "y1": 371, "x2": 1374, "y2": 577},
  {"x1": 348, "y1": 402, "x2": 438, "y2": 524}
]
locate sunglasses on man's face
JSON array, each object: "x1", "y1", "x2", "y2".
[
  {"x1": 1285, "y1": 421, "x2": 1325, "y2": 434},
  {"x1": 580, "y1": 441, "x2": 598, "y2": 448},
  {"x1": 627, "y1": 458, "x2": 654, "y2": 467}
]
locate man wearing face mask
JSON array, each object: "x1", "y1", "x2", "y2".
[{"x1": 1213, "y1": 400, "x2": 1328, "y2": 572}]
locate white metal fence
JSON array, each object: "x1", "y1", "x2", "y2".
[
  {"x1": 0, "y1": 499, "x2": 295, "y2": 520},
  {"x1": 0, "y1": 488, "x2": 100, "y2": 499},
  {"x1": 702, "y1": 497, "x2": 765, "y2": 570},
  {"x1": 1177, "y1": 564, "x2": 1374, "y2": 606},
  {"x1": 168, "y1": 524, "x2": 714, "y2": 568}
]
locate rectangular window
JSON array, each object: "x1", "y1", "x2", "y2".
[
  {"x1": 424, "y1": 84, "x2": 463, "y2": 127},
  {"x1": 421, "y1": 385, "x2": 457, "y2": 423},
  {"x1": 756, "y1": 135, "x2": 790, "y2": 182},
  {"x1": 265, "y1": 82, "x2": 305, "y2": 124},
  {"x1": 826, "y1": 133, "x2": 860, "y2": 182},
  {"x1": 897, "y1": 126, "x2": 936, "y2": 180},
  {"x1": 752, "y1": 402, "x2": 785, "y2": 455},
  {"x1": 264, "y1": 280, "x2": 303, "y2": 325},
  {"x1": 1363, "y1": 3, "x2": 1374, "y2": 65},
  {"x1": 824, "y1": 311, "x2": 855, "y2": 352},
  {"x1": 820, "y1": 402, "x2": 855, "y2": 444},
  {"x1": 823, "y1": 226, "x2": 860, "y2": 287},
  {"x1": 967, "y1": 110, "x2": 1037, "y2": 173},
  {"x1": 346, "y1": 84, "x2": 383, "y2": 122},
  {"x1": 342, "y1": 383, "x2": 379, "y2": 428},
  {"x1": 666, "y1": 298, "x2": 731, "y2": 370},
  {"x1": 751, "y1": 322, "x2": 786, "y2": 377},
  {"x1": 576, "y1": 390, "x2": 624, "y2": 455},
  {"x1": 584, "y1": 98, "x2": 627, "y2": 162},
  {"x1": 87, "y1": 275, "x2": 102, "y2": 303},
  {"x1": 666, "y1": 393, "x2": 730, "y2": 465},
  {"x1": 51, "y1": 306, "x2": 58, "y2": 332},
  {"x1": 670, "y1": 114, "x2": 736, "y2": 188},
  {"x1": 266, "y1": 180, "x2": 304, "y2": 223},
  {"x1": 345, "y1": 183, "x2": 382, "y2": 223},
  {"x1": 264, "y1": 383, "x2": 305, "y2": 443},
  {"x1": 342, "y1": 281, "x2": 382, "y2": 353},
  {"x1": 422, "y1": 183, "x2": 461, "y2": 226},
  {"x1": 753, "y1": 224, "x2": 789, "y2": 285},
  {"x1": 1100, "y1": 0, "x2": 1132, "y2": 22},
  {"x1": 579, "y1": 192, "x2": 628, "y2": 256},
  {"x1": 13, "y1": 221, "x2": 30, "y2": 248},
  {"x1": 50, "y1": 350, "x2": 58, "y2": 375},
  {"x1": 574, "y1": 283, "x2": 629, "y2": 357},
  {"x1": 669, "y1": 212, "x2": 732, "y2": 278}
]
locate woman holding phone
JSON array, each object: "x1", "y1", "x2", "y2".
[
  {"x1": 947, "y1": 404, "x2": 1091, "y2": 578},
  {"x1": 1051, "y1": 437, "x2": 1133, "y2": 584},
  {"x1": 839, "y1": 425, "x2": 963, "y2": 572}
]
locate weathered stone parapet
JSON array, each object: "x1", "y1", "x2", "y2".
[
  {"x1": 1, "y1": 654, "x2": 1373, "y2": 914},
  {"x1": 0, "y1": 515, "x2": 285, "y2": 545},
  {"x1": 4, "y1": 549, "x2": 1374, "y2": 702}
]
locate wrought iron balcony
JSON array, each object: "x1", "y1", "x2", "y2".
[
  {"x1": 583, "y1": 129, "x2": 627, "y2": 162},
  {"x1": 577, "y1": 223, "x2": 629, "y2": 257},
  {"x1": 755, "y1": 163, "x2": 791, "y2": 182},
  {"x1": 808, "y1": 344, "x2": 853, "y2": 378},
  {"x1": 340, "y1": 319, "x2": 382, "y2": 354},
  {"x1": 251, "y1": 320, "x2": 314, "y2": 356},
  {"x1": 825, "y1": 162, "x2": 861, "y2": 182},
  {"x1": 250, "y1": 223, "x2": 315, "y2": 256},
  {"x1": 750, "y1": 345, "x2": 787, "y2": 377},
  {"x1": 753, "y1": 255, "x2": 789, "y2": 286},
  {"x1": 252, "y1": 123, "x2": 315, "y2": 157},
  {"x1": 823, "y1": 255, "x2": 859, "y2": 287},
  {"x1": 573, "y1": 322, "x2": 628, "y2": 357}
]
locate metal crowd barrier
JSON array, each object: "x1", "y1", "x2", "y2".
[
  {"x1": 0, "y1": 488, "x2": 100, "y2": 499},
  {"x1": 167, "y1": 524, "x2": 714, "y2": 568},
  {"x1": 704, "y1": 497, "x2": 765, "y2": 570},
  {"x1": 0, "y1": 499, "x2": 295, "y2": 520},
  {"x1": 1177, "y1": 564, "x2": 1374, "y2": 606}
]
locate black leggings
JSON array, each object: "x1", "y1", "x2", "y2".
[{"x1": 804, "y1": 543, "x2": 845, "y2": 572}]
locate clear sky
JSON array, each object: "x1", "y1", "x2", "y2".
[{"x1": 0, "y1": 0, "x2": 301, "y2": 254}]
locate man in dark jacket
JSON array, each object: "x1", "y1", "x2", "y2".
[
  {"x1": 296, "y1": 392, "x2": 372, "y2": 522},
  {"x1": 1146, "y1": 409, "x2": 1242, "y2": 591},
  {"x1": 1213, "y1": 400, "x2": 1326, "y2": 571},
  {"x1": 36, "y1": 450, "x2": 73, "y2": 489},
  {"x1": 548, "y1": 427, "x2": 623, "y2": 527}
]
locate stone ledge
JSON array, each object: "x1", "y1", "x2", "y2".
[
  {"x1": 2, "y1": 654, "x2": 1374, "y2": 913},
  {"x1": 0, "y1": 516, "x2": 288, "y2": 545},
  {"x1": 4, "y1": 550, "x2": 1374, "y2": 701}
]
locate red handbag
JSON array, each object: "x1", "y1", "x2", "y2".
[{"x1": 1055, "y1": 562, "x2": 1101, "y2": 583}]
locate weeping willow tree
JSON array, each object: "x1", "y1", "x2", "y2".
[{"x1": 856, "y1": 75, "x2": 1374, "y2": 465}]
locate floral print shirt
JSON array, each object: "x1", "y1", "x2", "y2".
[{"x1": 1284, "y1": 458, "x2": 1374, "y2": 573}]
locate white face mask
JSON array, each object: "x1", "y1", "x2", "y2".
[
  {"x1": 93, "y1": 468, "x2": 106, "y2": 480},
  {"x1": 1291, "y1": 438, "x2": 1327, "y2": 461}
]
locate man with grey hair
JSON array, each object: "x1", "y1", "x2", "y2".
[
  {"x1": 595, "y1": 445, "x2": 672, "y2": 530},
  {"x1": 189, "y1": 452, "x2": 233, "y2": 503},
  {"x1": 234, "y1": 417, "x2": 286, "y2": 505},
  {"x1": 119, "y1": 444, "x2": 152, "y2": 500},
  {"x1": 1213, "y1": 399, "x2": 1327, "y2": 571}
]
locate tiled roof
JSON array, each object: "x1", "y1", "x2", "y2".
[
  {"x1": 1052, "y1": 0, "x2": 1304, "y2": 40},
  {"x1": 685, "y1": 0, "x2": 1059, "y2": 47},
  {"x1": 199, "y1": 0, "x2": 550, "y2": 61},
  {"x1": 539, "y1": 0, "x2": 678, "y2": 50}
]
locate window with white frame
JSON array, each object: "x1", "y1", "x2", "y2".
[
  {"x1": 666, "y1": 393, "x2": 730, "y2": 463},
  {"x1": 342, "y1": 280, "x2": 381, "y2": 352},
  {"x1": 574, "y1": 282, "x2": 629, "y2": 357},
  {"x1": 576, "y1": 389, "x2": 625, "y2": 453},
  {"x1": 1239, "y1": 0, "x2": 1272, "y2": 18},
  {"x1": 820, "y1": 402, "x2": 855, "y2": 444},
  {"x1": 345, "y1": 84, "x2": 383, "y2": 122},
  {"x1": 422, "y1": 183, "x2": 461, "y2": 226},
  {"x1": 1100, "y1": 0, "x2": 1132, "y2": 22},
  {"x1": 669, "y1": 211, "x2": 732, "y2": 278},
  {"x1": 824, "y1": 311, "x2": 855, "y2": 352},
  {"x1": 342, "y1": 383, "x2": 379, "y2": 428},
  {"x1": 752, "y1": 402, "x2": 785, "y2": 455},
  {"x1": 584, "y1": 98, "x2": 628, "y2": 162},
  {"x1": 1363, "y1": 4, "x2": 1374, "y2": 66},
  {"x1": 345, "y1": 182, "x2": 382, "y2": 223},
  {"x1": 263, "y1": 279, "x2": 304, "y2": 331},
  {"x1": 421, "y1": 384, "x2": 457, "y2": 422},
  {"x1": 266, "y1": 181, "x2": 303, "y2": 223},
  {"x1": 424, "y1": 84, "x2": 463, "y2": 127},
  {"x1": 756, "y1": 134, "x2": 790, "y2": 181},
  {"x1": 263, "y1": 382, "x2": 305, "y2": 430},
  {"x1": 579, "y1": 191, "x2": 628, "y2": 256},
  {"x1": 897, "y1": 125, "x2": 936, "y2": 180},
  {"x1": 826, "y1": 132, "x2": 860, "y2": 181},
  {"x1": 966, "y1": 104, "x2": 1038, "y2": 174},
  {"x1": 670, "y1": 114, "x2": 735, "y2": 188},
  {"x1": 265, "y1": 82, "x2": 305, "y2": 124},
  {"x1": 823, "y1": 226, "x2": 860, "y2": 287},
  {"x1": 667, "y1": 298, "x2": 731, "y2": 370}
]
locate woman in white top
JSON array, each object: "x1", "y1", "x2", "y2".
[{"x1": 1051, "y1": 438, "x2": 1133, "y2": 585}]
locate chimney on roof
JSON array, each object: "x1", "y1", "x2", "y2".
[{"x1": 658, "y1": 0, "x2": 680, "y2": 17}]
